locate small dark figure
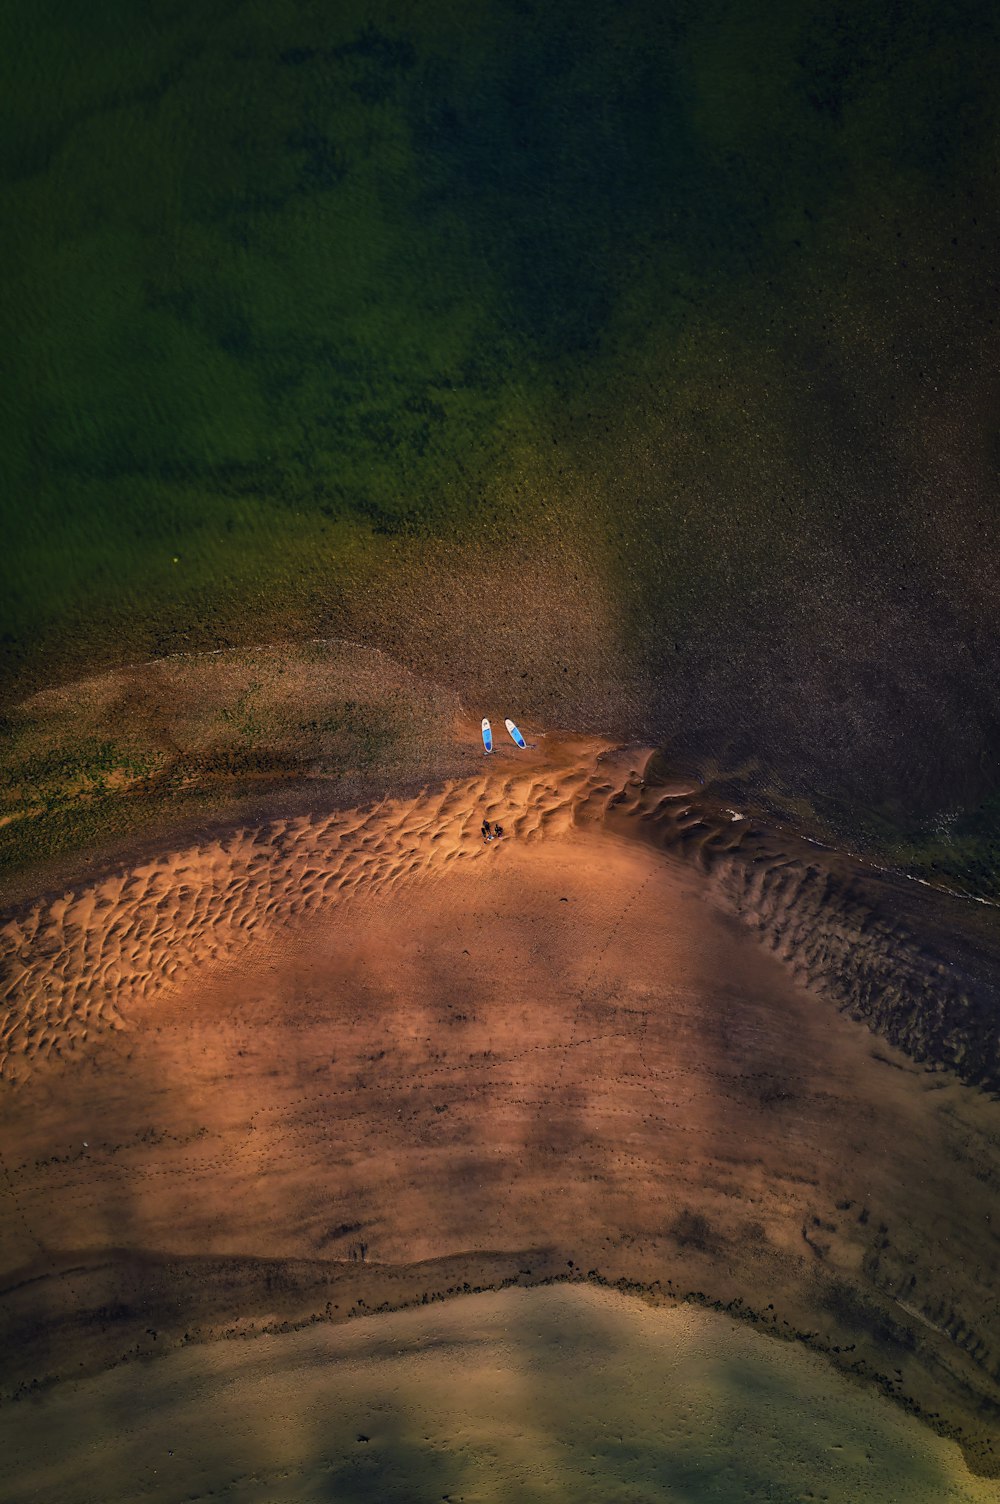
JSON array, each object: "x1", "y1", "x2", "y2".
[
  {"x1": 494, "y1": 823, "x2": 504, "y2": 839},
  {"x1": 481, "y1": 819, "x2": 492, "y2": 842}
]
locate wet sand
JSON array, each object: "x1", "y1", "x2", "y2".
[
  {"x1": 2, "y1": 731, "x2": 1000, "y2": 1489},
  {"x1": 2, "y1": 1283, "x2": 995, "y2": 1503}
]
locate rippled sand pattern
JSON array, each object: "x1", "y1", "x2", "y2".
[
  {"x1": 602, "y1": 782, "x2": 1000, "y2": 1088},
  {"x1": 3, "y1": 736, "x2": 997, "y2": 1090},
  {"x1": 0, "y1": 745, "x2": 619, "y2": 1080}
]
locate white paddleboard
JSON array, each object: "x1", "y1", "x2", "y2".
[
  {"x1": 504, "y1": 718, "x2": 526, "y2": 749},
  {"x1": 482, "y1": 718, "x2": 493, "y2": 754}
]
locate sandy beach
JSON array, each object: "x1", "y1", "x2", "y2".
[{"x1": 1, "y1": 727, "x2": 999, "y2": 1495}]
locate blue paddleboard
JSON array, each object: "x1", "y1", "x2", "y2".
[
  {"x1": 504, "y1": 718, "x2": 526, "y2": 749},
  {"x1": 482, "y1": 718, "x2": 493, "y2": 754}
]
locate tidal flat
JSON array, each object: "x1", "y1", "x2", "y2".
[
  {"x1": 4, "y1": 0, "x2": 1000, "y2": 1497},
  {"x1": 2, "y1": 727, "x2": 1000, "y2": 1499}
]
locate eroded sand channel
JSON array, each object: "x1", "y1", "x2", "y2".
[{"x1": 1, "y1": 737, "x2": 999, "y2": 1488}]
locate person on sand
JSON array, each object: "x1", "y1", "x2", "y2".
[
  {"x1": 494, "y1": 823, "x2": 504, "y2": 839},
  {"x1": 481, "y1": 819, "x2": 493, "y2": 842}
]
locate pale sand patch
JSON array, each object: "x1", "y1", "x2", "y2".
[
  {"x1": 0, "y1": 1284, "x2": 994, "y2": 1504},
  {"x1": 1, "y1": 733, "x2": 999, "y2": 1480}
]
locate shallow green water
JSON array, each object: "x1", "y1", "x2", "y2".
[
  {"x1": 4, "y1": 0, "x2": 1000, "y2": 854},
  {"x1": 1, "y1": 1285, "x2": 993, "y2": 1503}
]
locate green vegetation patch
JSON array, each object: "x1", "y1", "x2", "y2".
[{"x1": 0, "y1": 640, "x2": 463, "y2": 881}]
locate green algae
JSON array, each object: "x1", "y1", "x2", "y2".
[{"x1": 3, "y1": 0, "x2": 1000, "y2": 866}]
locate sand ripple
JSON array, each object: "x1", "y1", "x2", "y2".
[
  {"x1": 0, "y1": 745, "x2": 618, "y2": 1080},
  {"x1": 601, "y1": 777, "x2": 1000, "y2": 1091},
  {"x1": 3, "y1": 736, "x2": 998, "y2": 1090}
]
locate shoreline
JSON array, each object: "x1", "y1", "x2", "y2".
[
  {"x1": 5, "y1": 635, "x2": 998, "y2": 921},
  {"x1": 2, "y1": 766, "x2": 1000, "y2": 1479},
  {"x1": 2, "y1": 1247, "x2": 996, "y2": 1475},
  {"x1": 4, "y1": 1283, "x2": 996, "y2": 1502}
]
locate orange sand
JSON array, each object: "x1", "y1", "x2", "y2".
[{"x1": 1, "y1": 732, "x2": 999, "y2": 1477}]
